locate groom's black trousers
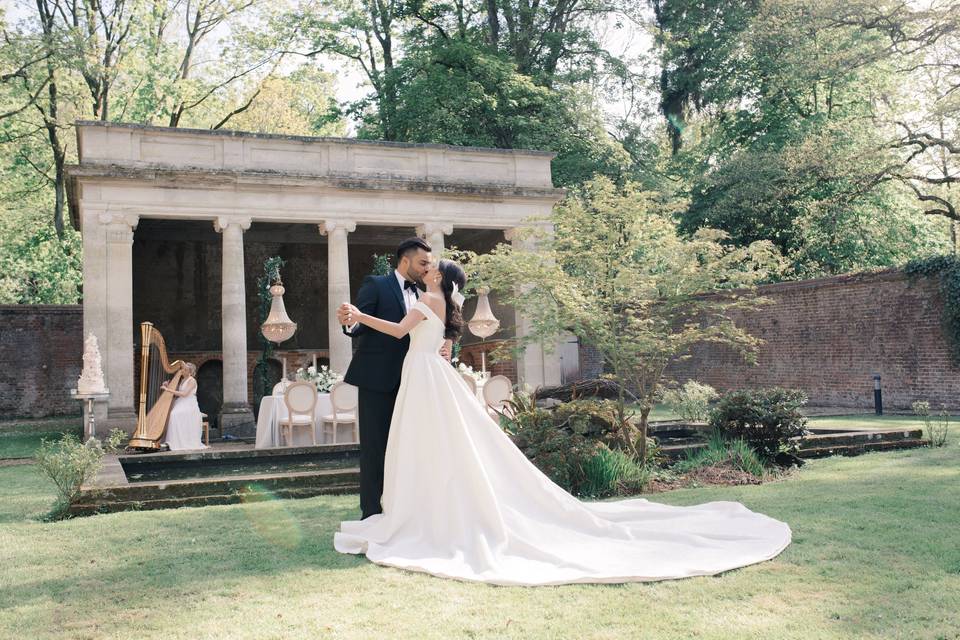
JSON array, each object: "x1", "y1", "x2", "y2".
[{"x1": 358, "y1": 386, "x2": 398, "y2": 519}]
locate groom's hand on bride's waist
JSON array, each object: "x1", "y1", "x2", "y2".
[{"x1": 439, "y1": 340, "x2": 453, "y2": 361}]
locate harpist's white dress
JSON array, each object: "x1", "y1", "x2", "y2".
[
  {"x1": 163, "y1": 377, "x2": 208, "y2": 451},
  {"x1": 334, "y1": 301, "x2": 791, "y2": 586}
]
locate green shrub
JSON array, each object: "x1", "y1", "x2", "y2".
[
  {"x1": 661, "y1": 381, "x2": 719, "y2": 422},
  {"x1": 673, "y1": 430, "x2": 766, "y2": 477},
  {"x1": 582, "y1": 445, "x2": 651, "y2": 498},
  {"x1": 104, "y1": 428, "x2": 128, "y2": 454},
  {"x1": 912, "y1": 401, "x2": 950, "y2": 447},
  {"x1": 34, "y1": 434, "x2": 105, "y2": 520},
  {"x1": 508, "y1": 404, "x2": 599, "y2": 494},
  {"x1": 709, "y1": 387, "x2": 809, "y2": 460}
]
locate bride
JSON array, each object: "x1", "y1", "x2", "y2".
[{"x1": 334, "y1": 259, "x2": 791, "y2": 586}]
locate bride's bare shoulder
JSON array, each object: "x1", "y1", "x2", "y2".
[{"x1": 420, "y1": 292, "x2": 446, "y2": 317}]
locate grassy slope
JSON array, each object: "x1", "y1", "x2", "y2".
[{"x1": 1, "y1": 427, "x2": 958, "y2": 639}]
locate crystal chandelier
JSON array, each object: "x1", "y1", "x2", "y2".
[
  {"x1": 261, "y1": 281, "x2": 297, "y2": 344},
  {"x1": 467, "y1": 287, "x2": 500, "y2": 375}
]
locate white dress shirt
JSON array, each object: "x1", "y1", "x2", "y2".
[{"x1": 395, "y1": 269, "x2": 418, "y2": 313}]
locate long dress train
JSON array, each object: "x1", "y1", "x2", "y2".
[{"x1": 334, "y1": 301, "x2": 791, "y2": 586}]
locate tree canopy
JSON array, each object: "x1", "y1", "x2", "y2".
[{"x1": 1, "y1": 0, "x2": 959, "y2": 302}]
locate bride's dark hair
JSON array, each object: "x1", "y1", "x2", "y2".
[{"x1": 438, "y1": 259, "x2": 466, "y2": 340}]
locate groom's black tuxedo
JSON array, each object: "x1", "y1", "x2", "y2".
[
  {"x1": 342, "y1": 273, "x2": 416, "y2": 519},
  {"x1": 343, "y1": 274, "x2": 412, "y2": 392}
]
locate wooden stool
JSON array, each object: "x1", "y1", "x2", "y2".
[{"x1": 201, "y1": 412, "x2": 210, "y2": 445}]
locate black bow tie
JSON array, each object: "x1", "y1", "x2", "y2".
[{"x1": 403, "y1": 280, "x2": 418, "y2": 291}]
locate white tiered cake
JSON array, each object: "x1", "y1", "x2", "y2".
[{"x1": 76, "y1": 333, "x2": 108, "y2": 395}]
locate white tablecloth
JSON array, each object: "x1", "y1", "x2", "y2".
[{"x1": 255, "y1": 392, "x2": 356, "y2": 449}]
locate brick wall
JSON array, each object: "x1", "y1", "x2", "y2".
[
  {"x1": 457, "y1": 341, "x2": 518, "y2": 381},
  {"x1": 0, "y1": 305, "x2": 84, "y2": 418},
  {"x1": 662, "y1": 270, "x2": 960, "y2": 410}
]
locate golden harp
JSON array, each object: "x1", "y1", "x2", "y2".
[{"x1": 128, "y1": 322, "x2": 185, "y2": 450}]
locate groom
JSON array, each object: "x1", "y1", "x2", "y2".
[{"x1": 337, "y1": 237, "x2": 451, "y2": 519}]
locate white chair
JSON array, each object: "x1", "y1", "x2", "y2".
[
  {"x1": 322, "y1": 382, "x2": 359, "y2": 444},
  {"x1": 272, "y1": 379, "x2": 291, "y2": 395},
  {"x1": 460, "y1": 372, "x2": 478, "y2": 396},
  {"x1": 280, "y1": 381, "x2": 317, "y2": 447},
  {"x1": 482, "y1": 375, "x2": 513, "y2": 418}
]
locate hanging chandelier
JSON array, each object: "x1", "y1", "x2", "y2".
[
  {"x1": 468, "y1": 287, "x2": 500, "y2": 339},
  {"x1": 467, "y1": 287, "x2": 500, "y2": 375},
  {"x1": 261, "y1": 279, "x2": 297, "y2": 344}
]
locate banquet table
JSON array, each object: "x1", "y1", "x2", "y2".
[
  {"x1": 255, "y1": 391, "x2": 357, "y2": 448},
  {"x1": 255, "y1": 375, "x2": 489, "y2": 449}
]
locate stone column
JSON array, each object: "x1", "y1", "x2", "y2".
[
  {"x1": 85, "y1": 212, "x2": 140, "y2": 433},
  {"x1": 505, "y1": 226, "x2": 563, "y2": 389},
  {"x1": 215, "y1": 216, "x2": 254, "y2": 436},
  {"x1": 416, "y1": 222, "x2": 453, "y2": 256},
  {"x1": 320, "y1": 219, "x2": 356, "y2": 374}
]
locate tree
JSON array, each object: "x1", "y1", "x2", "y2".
[
  {"x1": 469, "y1": 176, "x2": 783, "y2": 463},
  {"x1": 654, "y1": 0, "x2": 957, "y2": 274},
  {"x1": 376, "y1": 39, "x2": 631, "y2": 186}
]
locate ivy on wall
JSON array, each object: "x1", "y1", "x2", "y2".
[{"x1": 904, "y1": 255, "x2": 960, "y2": 365}]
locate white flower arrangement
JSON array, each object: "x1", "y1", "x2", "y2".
[
  {"x1": 453, "y1": 359, "x2": 485, "y2": 383},
  {"x1": 295, "y1": 364, "x2": 343, "y2": 393}
]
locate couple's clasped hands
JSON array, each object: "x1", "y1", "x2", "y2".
[{"x1": 337, "y1": 302, "x2": 360, "y2": 327}]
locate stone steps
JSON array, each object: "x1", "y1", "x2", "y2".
[
  {"x1": 70, "y1": 466, "x2": 361, "y2": 516},
  {"x1": 798, "y1": 438, "x2": 929, "y2": 459},
  {"x1": 658, "y1": 428, "x2": 927, "y2": 460}
]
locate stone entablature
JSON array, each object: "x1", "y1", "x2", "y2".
[{"x1": 74, "y1": 120, "x2": 554, "y2": 186}]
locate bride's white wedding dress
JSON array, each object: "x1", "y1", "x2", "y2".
[{"x1": 334, "y1": 301, "x2": 791, "y2": 586}]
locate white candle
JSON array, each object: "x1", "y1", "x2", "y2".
[{"x1": 312, "y1": 353, "x2": 317, "y2": 369}]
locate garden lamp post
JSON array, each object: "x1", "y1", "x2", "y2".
[
  {"x1": 261, "y1": 275, "x2": 297, "y2": 379},
  {"x1": 467, "y1": 287, "x2": 500, "y2": 376},
  {"x1": 873, "y1": 374, "x2": 882, "y2": 415}
]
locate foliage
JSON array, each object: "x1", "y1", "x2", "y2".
[
  {"x1": 506, "y1": 401, "x2": 600, "y2": 495},
  {"x1": 33, "y1": 434, "x2": 104, "y2": 520},
  {"x1": 672, "y1": 430, "x2": 767, "y2": 478},
  {"x1": 470, "y1": 176, "x2": 783, "y2": 463},
  {"x1": 661, "y1": 381, "x2": 718, "y2": 423},
  {"x1": 0, "y1": 204, "x2": 82, "y2": 304},
  {"x1": 656, "y1": 0, "x2": 957, "y2": 275},
  {"x1": 912, "y1": 401, "x2": 950, "y2": 448},
  {"x1": 904, "y1": 255, "x2": 960, "y2": 366},
  {"x1": 253, "y1": 256, "x2": 286, "y2": 409},
  {"x1": 581, "y1": 445, "x2": 650, "y2": 498},
  {"x1": 103, "y1": 428, "x2": 128, "y2": 455},
  {"x1": 373, "y1": 40, "x2": 631, "y2": 187},
  {"x1": 503, "y1": 393, "x2": 655, "y2": 495},
  {"x1": 0, "y1": 1, "x2": 343, "y2": 301},
  {"x1": 708, "y1": 387, "x2": 810, "y2": 460},
  {"x1": 370, "y1": 253, "x2": 393, "y2": 276}
]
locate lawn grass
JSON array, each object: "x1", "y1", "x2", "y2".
[
  {"x1": 0, "y1": 417, "x2": 82, "y2": 459},
  {"x1": 1, "y1": 428, "x2": 958, "y2": 639}
]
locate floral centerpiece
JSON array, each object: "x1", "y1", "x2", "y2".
[
  {"x1": 295, "y1": 364, "x2": 342, "y2": 392},
  {"x1": 453, "y1": 358, "x2": 485, "y2": 383}
]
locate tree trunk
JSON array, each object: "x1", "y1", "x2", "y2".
[{"x1": 486, "y1": 0, "x2": 499, "y2": 46}]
